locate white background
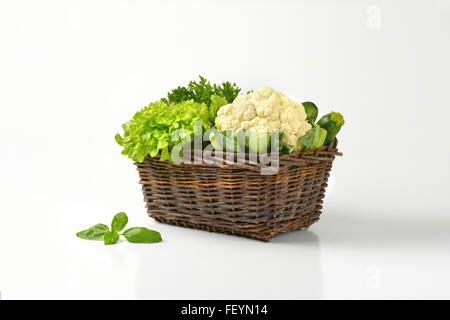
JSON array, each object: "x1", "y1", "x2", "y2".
[{"x1": 1, "y1": 0, "x2": 449, "y2": 299}]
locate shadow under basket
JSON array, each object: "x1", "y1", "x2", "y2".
[{"x1": 135, "y1": 138, "x2": 342, "y2": 241}]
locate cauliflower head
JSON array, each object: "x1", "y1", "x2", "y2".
[{"x1": 215, "y1": 87, "x2": 312, "y2": 150}]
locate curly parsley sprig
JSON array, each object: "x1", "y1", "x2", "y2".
[{"x1": 161, "y1": 75, "x2": 241, "y2": 108}]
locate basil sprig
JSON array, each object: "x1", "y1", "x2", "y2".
[{"x1": 76, "y1": 212, "x2": 162, "y2": 245}]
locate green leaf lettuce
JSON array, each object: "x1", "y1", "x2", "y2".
[{"x1": 115, "y1": 100, "x2": 212, "y2": 162}]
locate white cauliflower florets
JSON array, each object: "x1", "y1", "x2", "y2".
[{"x1": 215, "y1": 87, "x2": 312, "y2": 150}]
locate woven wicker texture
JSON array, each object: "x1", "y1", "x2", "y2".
[{"x1": 135, "y1": 139, "x2": 341, "y2": 241}]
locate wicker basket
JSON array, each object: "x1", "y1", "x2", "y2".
[{"x1": 135, "y1": 138, "x2": 342, "y2": 241}]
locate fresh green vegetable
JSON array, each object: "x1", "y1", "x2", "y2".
[
  {"x1": 209, "y1": 95, "x2": 228, "y2": 121},
  {"x1": 317, "y1": 112, "x2": 345, "y2": 145},
  {"x1": 210, "y1": 129, "x2": 245, "y2": 153},
  {"x1": 76, "y1": 212, "x2": 163, "y2": 245},
  {"x1": 210, "y1": 129, "x2": 295, "y2": 154},
  {"x1": 209, "y1": 130, "x2": 223, "y2": 151},
  {"x1": 300, "y1": 124, "x2": 328, "y2": 151},
  {"x1": 233, "y1": 130, "x2": 248, "y2": 153},
  {"x1": 115, "y1": 100, "x2": 212, "y2": 163},
  {"x1": 160, "y1": 147, "x2": 171, "y2": 162},
  {"x1": 76, "y1": 224, "x2": 110, "y2": 240},
  {"x1": 248, "y1": 131, "x2": 271, "y2": 154},
  {"x1": 161, "y1": 75, "x2": 240, "y2": 112},
  {"x1": 111, "y1": 212, "x2": 128, "y2": 233},
  {"x1": 248, "y1": 131, "x2": 296, "y2": 154},
  {"x1": 211, "y1": 130, "x2": 267, "y2": 153},
  {"x1": 268, "y1": 132, "x2": 295, "y2": 154},
  {"x1": 302, "y1": 101, "x2": 318, "y2": 124},
  {"x1": 279, "y1": 141, "x2": 295, "y2": 154},
  {"x1": 210, "y1": 109, "x2": 344, "y2": 154},
  {"x1": 122, "y1": 227, "x2": 162, "y2": 244},
  {"x1": 104, "y1": 231, "x2": 120, "y2": 245},
  {"x1": 224, "y1": 130, "x2": 245, "y2": 154},
  {"x1": 211, "y1": 81, "x2": 241, "y2": 107}
]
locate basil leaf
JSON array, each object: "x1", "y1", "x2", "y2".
[
  {"x1": 76, "y1": 224, "x2": 110, "y2": 240},
  {"x1": 122, "y1": 227, "x2": 162, "y2": 244},
  {"x1": 111, "y1": 212, "x2": 128, "y2": 233},
  {"x1": 104, "y1": 231, "x2": 120, "y2": 245}
]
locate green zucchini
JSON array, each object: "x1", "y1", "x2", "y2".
[{"x1": 316, "y1": 112, "x2": 345, "y2": 145}]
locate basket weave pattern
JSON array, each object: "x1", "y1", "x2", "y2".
[{"x1": 135, "y1": 139, "x2": 341, "y2": 241}]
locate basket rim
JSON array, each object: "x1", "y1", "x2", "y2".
[
  {"x1": 136, "y1": 138, "x2": 341, "y2": 171},
  {"x1": 135, "y1": 137, "x2": 343, "y2": 171}
]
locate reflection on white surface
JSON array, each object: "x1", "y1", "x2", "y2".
[
  {"x1": 134, "y1": 229, "x2": 322, "y2": 299},
  {"x1": 1, "y1": 194, "x2": 449, "y2": 299}
]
